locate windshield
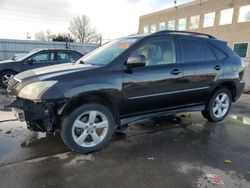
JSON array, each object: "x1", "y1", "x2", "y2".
[
  {"x1": 15, "y1": 50, "x2": 39, "y2": 61},
  {"x1": 76, "y1": 38, "x2": 140, "y2": 66}
]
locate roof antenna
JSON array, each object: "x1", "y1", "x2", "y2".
[{"x1": 174, "y1": 0, "x2": 177, "y2": 9}]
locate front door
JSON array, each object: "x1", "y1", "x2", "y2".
[
  {"x1": 122, "y1": 37, "x2": 183, "y2": 116},
  {"x1": 22, "y1": 51, "x2": 55, "y2": 71}
]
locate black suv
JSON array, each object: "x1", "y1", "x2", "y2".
[
  {"x1": 7, "y1": 31, "x2": 245, "y2": 153},
  {"x1": 0, "y1": 49, "x2": 83, "y2": 87}
]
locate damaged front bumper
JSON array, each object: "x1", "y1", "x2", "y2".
[{"x1": 7, "y1": 98, "x2": 65, "y2": 132}]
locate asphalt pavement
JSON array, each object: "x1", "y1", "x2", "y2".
[{"x1": 0, "y1": 88, "x2": 250, "y2": 188}]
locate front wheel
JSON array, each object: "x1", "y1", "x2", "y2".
[
  {"x1": 60, "y1": 103, "x2": 115, "y2": 154},
  {"x1": 202, "y1": 88, "x2": 232, "y2": 122}
]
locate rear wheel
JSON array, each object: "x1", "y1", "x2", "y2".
[
  {"x1": 0, "y1": 71, "x2": 16, "y2": 88},
  {"x1": 60, "y1": 103, "x2": 115, "y2": 153},
  {"x1": 202, "y1": 88, "x2": 232, "y2": 122}
]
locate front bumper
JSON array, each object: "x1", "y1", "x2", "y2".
[{"x1": 7, "y1": 99, "x2": 56, "y2": 132}]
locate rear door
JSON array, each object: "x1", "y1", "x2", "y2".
[
  {"x1": 122, "y1": 37, "x2": 183, "y2": 115},
  {"x1": 180, "y1": 38, "x2": 224, "y2": 105}
]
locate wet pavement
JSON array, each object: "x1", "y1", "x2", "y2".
[{"x1": 0, "y1": 88, "x2": 250, "y2": 188}]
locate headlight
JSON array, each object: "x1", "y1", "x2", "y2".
[{"x1": 18, "y1": 81, "x2": 57, "y2": 100}]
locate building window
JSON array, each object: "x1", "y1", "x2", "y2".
[
  {"x1": 203, "y1": 12, "x2": 216, "y2": 27},
  {"x1": 238, "y1": 5, "x2": 250, "y2": 23},
  {"x1": 233, "y1": 43, "x2": 248, "y2": 58},
  {"x1": 178, "y1": 18, "x2": 187, "y2": 31},
  {"x1": 150, "y1": 24, "x2": 157, "y2": 33},
  {"x1": 190, "y1": 15, "x2": 200, "y2": 30},
  {"x1": 143, "y1": 25, "x2": 149, "y2": 34},
  {"x1": 168, "y1": 20, "x2": 175, "y2": 30},
  {"x1": 220, "y1": 8, "x2": 234, "y2": 25},
  {"x1": 159, "y1": 22, "x2": 165, "y2": 31}
]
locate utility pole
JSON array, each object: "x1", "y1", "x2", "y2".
[
  {"x1": 66, "y1": 34, "x2": 71, "y2": 49},
  {"x1": 26, "y1": 32, "x2": 31, "y2": 40}
]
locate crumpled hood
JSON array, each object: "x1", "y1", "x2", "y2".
[{"x1": 15, "y1": 63, "x2": 98, "y2": 81}]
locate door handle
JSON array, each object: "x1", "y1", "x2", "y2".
[
  {"x1": 171, "y1": 69, "x2": 182, "y2": 75},
  {"x1": 214, "y1": 65, "x2": 222, "y2": 71}
]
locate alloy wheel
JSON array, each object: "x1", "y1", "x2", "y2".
[
  {"x1": 212, "y1": 92, "x2": 230, "y2": 118},
  {"x1": 71, "y1": 110, "x2": 109, "y2": 147}
]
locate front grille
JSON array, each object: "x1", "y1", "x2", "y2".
[{"x1": 7, "y1": 77, "x2": 21, "y2": 91}]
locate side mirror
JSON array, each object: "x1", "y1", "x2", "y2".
[
  {"x1": 126, "y1": 55, "x2": 146, "y2": 68},
  {"x1": 26, "y1": 59, "x2": 34, "y2": 65}
]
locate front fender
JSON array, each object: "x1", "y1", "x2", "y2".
[{"x1": 63, "y1": 83, "x2": 120, "y2": 98}]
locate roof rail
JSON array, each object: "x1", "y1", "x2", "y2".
[{"x1": 152, "y1": 30, "x2": 216, "y2": 39}]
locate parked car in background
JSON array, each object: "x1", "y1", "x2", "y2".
[
  {"x1": 0, "y1": 49, "x2": 83, "y2": 87},
  {"x1": 7, "y1": 30, "x2": 245, "y2": 153}
]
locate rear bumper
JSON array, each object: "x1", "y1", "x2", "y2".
[{"x1": 234, "y1": 80, "x2": 245, "y2": 102}]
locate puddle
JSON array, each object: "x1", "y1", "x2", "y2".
[
  {"x1": 230, "y1": 115, "x2": 250, "y2": 125},
  {"x1": 0, "y1": 136, "x2": 20, "y2": 156}
]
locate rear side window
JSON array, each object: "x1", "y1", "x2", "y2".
[
  {"x1": 208, "y1": 44, "x2": 226, "y2": 60},
  {"x1": 57, "y1": 52, "x2": 78, "y2": 61},
  {"x1": 181, "y1": 39, "x2": 206, "y2": 63},
  {"x1": 205, "y1": 44, "x2": 217, "y2": 61}
]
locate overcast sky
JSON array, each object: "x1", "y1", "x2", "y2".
[{"x1": 0, "y1": 0, "x2": 193, "y2": 40}]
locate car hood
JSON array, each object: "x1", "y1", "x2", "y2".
[
  {"x1": 0, "y1": 59, "x2": 16, "y2": 64},
  {"x1": 15, "y1": 63, "x2": 98, "y2": 81}
]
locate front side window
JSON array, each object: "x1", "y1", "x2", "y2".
[
  {"x1": 131, "y1": 38, "x2": 176, "y2": 66},
  {"x1": 238, "y1": 5, "x2": 250, "y2": 23},
  {"x1": 190, "y1": 15, "x2": 200, "y2": 30},
  {"x1": 150, "y1": 24, "x2": 157, "y2": 33},
  {"x1": 234, "y1": 43, "x2": 248, "y2": 57},
  {"x1": 143, "y1": 25, "x2": 149, "y2": 34},
  {"x1": 159, "y1": 22, "x2": 165, "y2": 31},
  {"x1": 32, "y1": 52, "x2": 51, "y2": 63},
  {"x1": 178, "y1": 18, "x2": 187, "y2": 31},
  {"x1": 168, "y1": 20, "x2": 175, "y2": 30},
  {"x1": 204, "y1": 12, "x2": 216, "y2": 27},
  {"x1": 181, "y1": 39, "x2": 206, "y2": 63},
  {"x1": 220, "y1": 8, "x2": 234, "y2": 25},
  {"x1": 77, "y1": 38, "x2": 140, "y2": 65}
]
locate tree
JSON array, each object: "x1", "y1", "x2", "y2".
[
  {"x1": 35, "y1": 30, "x2": 53, "y2": 41},
  {"x1": 52, "y1": 34, "x2": 74, "y2": 42},
  {"x1": 68, "y1": 15, "x2": 101, "y2": 43}
]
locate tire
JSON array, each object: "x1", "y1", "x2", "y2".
[
  {"x1": 203, "y1": 88, "x2": 232, "y2": 122},
  {"x1": 0, "y1": 70, "x2": 16, "y2": 88},
  {"x1": 60, "y1": 103, "x2": 115, "y2": 154}
]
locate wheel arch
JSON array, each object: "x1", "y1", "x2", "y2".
[
  {"x1": 0, "y1": 69, "x2": 17, "y2": 74},
  {"x1": 211, "y1": 81, "x2": 236, "y2": 101},
  {"x1": 59, "y1": 92, "x2": 121, "y2": 127}
]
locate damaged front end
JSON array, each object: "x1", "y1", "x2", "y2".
[{"x1": 7, "y1": 99, "x2": 63, "y2": 132}]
